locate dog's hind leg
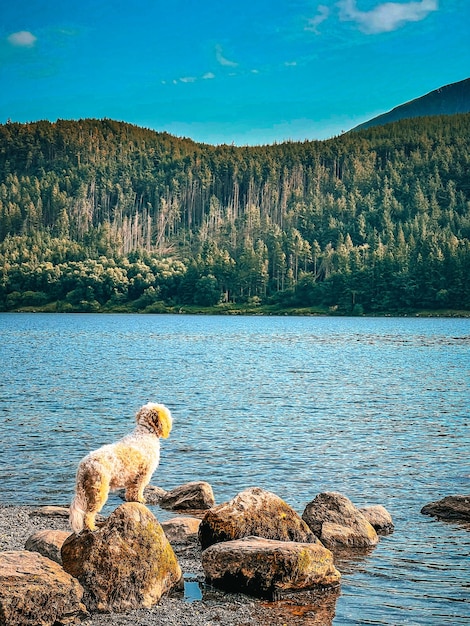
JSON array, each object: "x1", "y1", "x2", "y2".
[
  {"x1": 83, "y1": 510, "x2": 100, "y2": 532},
  {"x1": 79, "y1": 462, "x2": 111, "y2": 531}
]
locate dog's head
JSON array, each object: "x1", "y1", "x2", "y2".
[{"x1": 136, "y1": 402, "x2": 173, "y2": 438}]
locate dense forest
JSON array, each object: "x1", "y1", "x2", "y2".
[{"x1": 0, "y1": 115, "x2": 469, "y2": 314}]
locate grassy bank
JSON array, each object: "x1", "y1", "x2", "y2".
[{"x1": 7, "y1": 301, "x2": 470, "y2": 317}]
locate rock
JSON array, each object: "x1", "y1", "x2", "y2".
[
  {"x1": 161, "y1": 516, "x2": 201, "y2": 543},
  {"x1": 0, "y1": 550, "x2": 87, "y2": 626},
  {"x1": 302, "y1": 492, "x2": 379, "y2": 549},
  {"x1": 25, "y1": 529, "x2": 71, "y2": 564},
  {"x1": 116, "y1": 484, "x2": 167, "y2": 505},
  {"x1": 144, "y1": 485, "x2": 168, "y2": 504},
  {"x1": 198, "y1": 487, "x2": 318, "y2": 550},
  {"x1": 29, "y1": 505, "x2": 71, "y2": 518},
  {"x1": 421, "y1": 495, "x2": 470, "y2": 522},
  {"x1": 201, "y1": 536, "x2": 341, "y2": 599},
  {"x1": 359, "y1": 505, "x2": 394, "y2": 534},
  {"x1": 159, "y1": 481, "x2": 215, "y2": 510},
  {"x1": 61, "y1": 502, "x2": 182, "y2": 612}
]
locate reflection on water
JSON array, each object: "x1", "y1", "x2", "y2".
[
  {"x1": 183, "y1": 573, "x2": 203, "y2": 603},
  {"x1": 0, "y1": 313, "x2": 469, "y2": 625},
  {"x1": 259, "y1": 587, "x2": 341, "y2": 626}
]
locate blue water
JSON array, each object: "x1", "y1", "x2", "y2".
[{"x1": 1, "y1": 313, "x2": 469, "y2": 624}]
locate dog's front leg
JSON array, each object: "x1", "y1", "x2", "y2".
[{"x1": 125, "y1": 481, "x2": 146, "y2": 504}]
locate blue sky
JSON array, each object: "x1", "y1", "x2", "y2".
[{"x1": 1, "y1": 1, "x2": 469, "y2": 145}]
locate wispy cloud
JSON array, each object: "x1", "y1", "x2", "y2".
[
  {"x1": 215, "y1": 44, "x2": 238, "y2": 67},
  {"x1": 162, "y1": 71, "x2": 216, "y2": 86},
  {"x1": 7, "y1": 31, "x2": 37, "y2": 47},
  {"x1": 305, "y1": 5, "x2": 330, "y2": 33},
  {"x1": 337, "y1": 0, "x2": 438, "y2": 34}
]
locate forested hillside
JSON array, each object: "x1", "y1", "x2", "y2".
[{"x1": 0, "y1": 115, "x2": 469, "y2": 314}]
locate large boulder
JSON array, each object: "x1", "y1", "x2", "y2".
[
  {"x1": 159, "y1": 481, "x2": 215, "y2": 510},
  {"x1": 202, "y1": 536, "x2": 341, "y2": 599},
  {"x1": 302, "y1": 492, "x2": 379, "y2": 549},
  {"x1": 61, "y1": 502, "x2": 182, "y2": 612},
  {"x1": 25, "y1": 529, "x2": 71, "y2": 565},
  {"x1": 421, "y1": 495, "x2": 470, "y2": 522},
  {"x1": 198, "y1": 487, "x2": 317, "y2": 550},
  {"x1": 359, "y1": 505, "x2": 394, "y2": 534},
  {"x1": 0, "y1": 550, "x2": 86, "y2": 626},
  {"x1": 161, "y1": 516, "x2": 201, "y2": 543}
]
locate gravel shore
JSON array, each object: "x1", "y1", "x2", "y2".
[{"x1": 0, "y1": 504, "x2": 338, "y2": 625}]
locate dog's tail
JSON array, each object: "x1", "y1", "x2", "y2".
[{"x1": 69, "y1": 491, "x2": 87, "y2": 534}]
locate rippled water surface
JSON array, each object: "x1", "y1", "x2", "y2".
[{"x1": 1, "y1": 313, "x2": 469, "y2": 624}]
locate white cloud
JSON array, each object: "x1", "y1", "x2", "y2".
[
  {"x1": 305, "y1": 5, "x2": 330, "y2": 33},
  {"x1": 215, "y1": 44, "x2": 238, "y2": 67},
  {"x1": 164, "y1": 72, "x2": 215, "y2": 86},
  {"x1": 7, "y1": 31, "x2": 37, "y2": 47},
  {"x1": 337, "y1": 0, "x2": 438, "y2": 34}
]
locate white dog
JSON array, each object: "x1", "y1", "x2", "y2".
[{"x1": 69, "y1": 402, "x2": 172, "y2": 533}]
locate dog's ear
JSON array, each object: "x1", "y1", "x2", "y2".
[
  {"x1": 155, "y1": 405, "x2": 172, "y2": 439},
  {"x1": 137, "y1": 403, "x2": 172, "y2": 438}
]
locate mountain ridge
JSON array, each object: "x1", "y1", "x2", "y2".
[{"x1": 352, "y1": 77, "x2": 470, "y2": 132}]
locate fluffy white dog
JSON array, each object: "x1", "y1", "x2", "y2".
[{"x1": 69, "y1": 402, "x2": 172, "y2": 533}]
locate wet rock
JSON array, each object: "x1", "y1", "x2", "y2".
[
  {"x1": 159, "y1": 481, "x2": 215, "y2": 511},
  {"x1": 202, "y1": 536, "x2": 341, "y2": 599},
  {"x1": 61, "y1": 502, "x2": 182, "y2": 612},
  {"x1": 199, "y1": 487, "x2": 318, "y2": 550},
  {"x1": 302, "y1": 492, "x2": 379, "y2": 549},
  {"x1": 25, "y1": 529, "x2": 71, "y2": 564},
  {"x1": 144, "y1": 484, "x2": 169, "y2": 504},
  {"x1": 0, "y1": 550, "x2": 87, "y2": 626},
  {"x1": 161, "y1": 516, "x2": 201, "y2": 543},
  {"x1": 359, "y1": 505, "x2": 394, "y2": 534},
  {"x1": 421, "y1": 495, "x2": 470, "y2": 522}
]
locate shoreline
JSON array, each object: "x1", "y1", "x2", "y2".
[
  {"x1": 0, "y1": 504, "x2": 339, "y2": 626},
  {"x1": 3, "y1": 306, "x2": 470, "y2": 317}
]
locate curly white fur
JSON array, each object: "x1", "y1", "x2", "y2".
[{"x1": 69, "y1": 402, "x2": 172, "y2": 533}]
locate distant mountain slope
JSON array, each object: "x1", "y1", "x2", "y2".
[{"x1": 353, "y1": 77, "x2": 470, "y2": 131}]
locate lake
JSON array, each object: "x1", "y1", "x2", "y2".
[{"x1": 0, "y1": 313, "x2": 469, "y2": 624}]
